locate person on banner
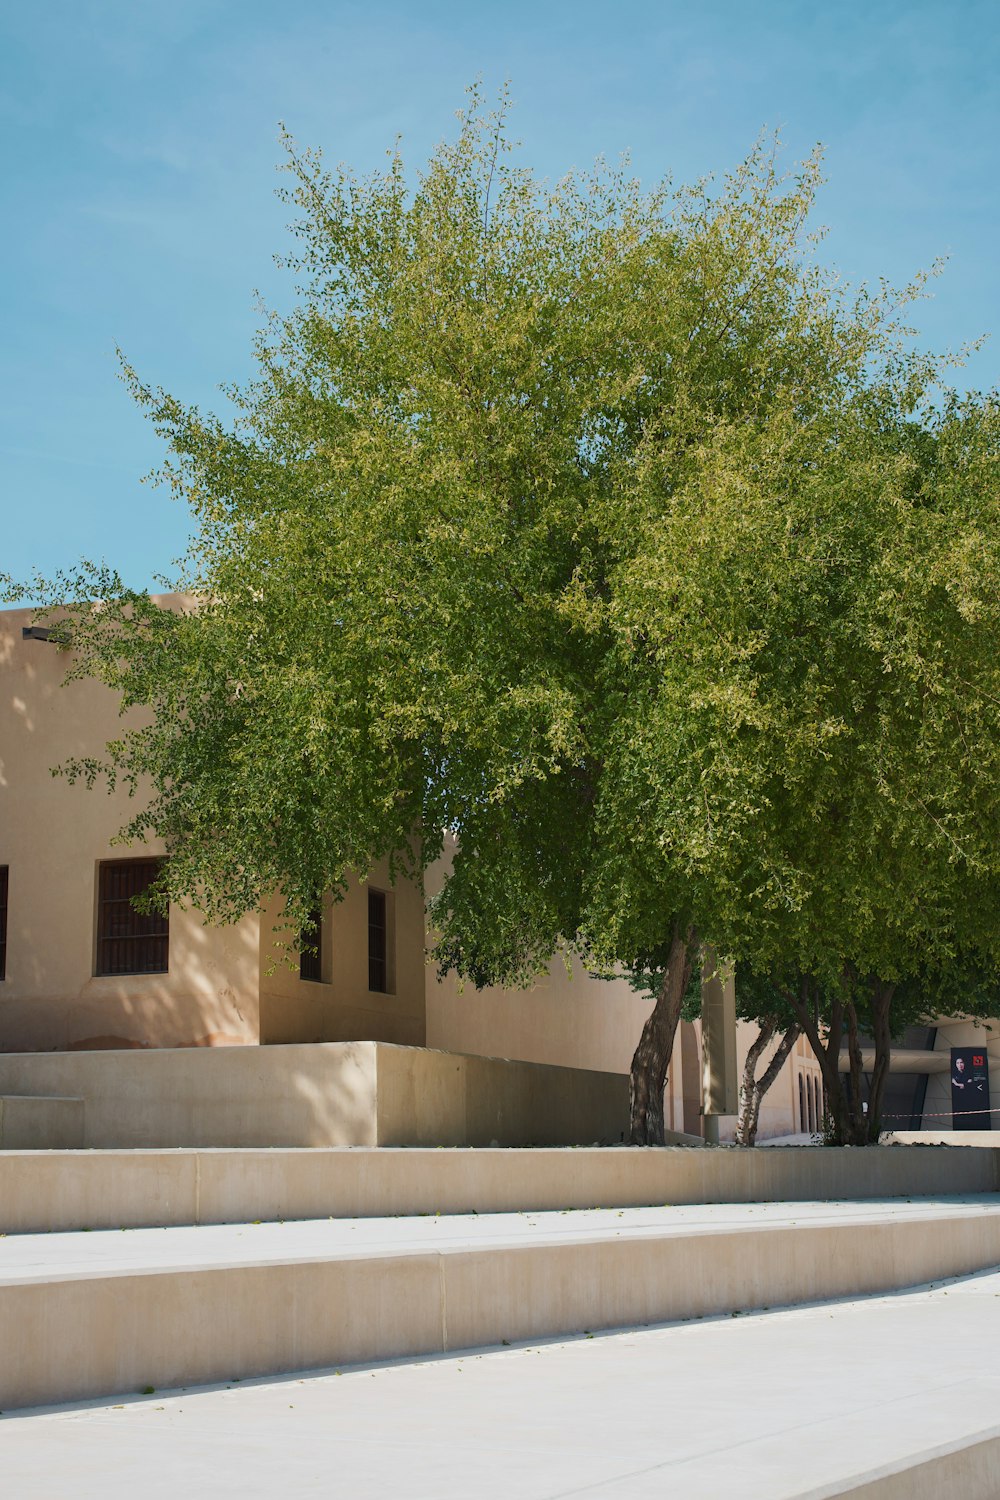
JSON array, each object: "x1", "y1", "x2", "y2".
[
  {"x1": 951, "y1": 1048, "x2": 992, "y2": 1130},
  {"x1": 953, "y1": 1056, "x2": 986, "y2": 1096}
]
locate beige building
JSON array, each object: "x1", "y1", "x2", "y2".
[{"x1": 0, "y1": 601, "x2": 821, "y2": 1141}]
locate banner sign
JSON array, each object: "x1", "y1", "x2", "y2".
[{"x1": 951, "y1": 1047, "x2": 991, "y2": 1131}]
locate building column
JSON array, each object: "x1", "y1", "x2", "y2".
[{"x1": 701, "y1": 948, "x2": 738, "y2": 1142}]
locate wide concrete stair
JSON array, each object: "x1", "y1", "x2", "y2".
[{"x1": 3, "y1": 1144, "x2": 1000, "y2": 1413}]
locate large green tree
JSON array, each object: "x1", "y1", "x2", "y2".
[{"x1": 7, "y1": 93, "x2": 1000, "y2": 1143}]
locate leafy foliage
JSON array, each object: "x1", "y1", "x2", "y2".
[{"x1": 5, "y1": 90, "x2": 999, "y2": 1087}]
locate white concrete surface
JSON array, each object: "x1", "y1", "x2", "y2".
[
  {"x1": 5, "y1": 1267, "x2": 1000, "y2": 1498},
  {"x1": 2, "y1": 1198, "x2": 998, "y2": 1278}
]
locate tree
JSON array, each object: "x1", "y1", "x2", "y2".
[
  {"x1": 7, "y1": 92, "x2": 999, "y2": 1145},
  {"x1": 732, "y1": 971, "x2": 801, "y2": 1148}
]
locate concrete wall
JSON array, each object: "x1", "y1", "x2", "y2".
[
  {"x1": 0, "y1": 1042, "x2": 626, "y2": 1148},
  {"x1": 427, "y1": 947, "x2": 652, "y2": 1076},
  {"x1": 0, "y1": 1094, "x2": 84, "y2": 1149},
  {"x1": 0, "y1": 604, "x2": 260, "y2": 1051}
]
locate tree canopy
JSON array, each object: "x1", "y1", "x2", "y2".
[{"x1": 7, "y1": 90, "x2": 1000, "y2": 1143}]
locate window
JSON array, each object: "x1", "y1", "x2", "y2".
[
  {"x1": 813, "y1": 1076, "x2": 822, "y2": 1132},
  {"x1": 807, "y1": 1075, "x2": 816, "y2": 1133},
  {"x1": 798, "y1": 1074, "x2": 806, "y2": 1133},
  {"x1": 0, "y1": 865, "x2": 7, "y2": 980},
  {"x1": 299, "y1": 905, "x2": 323, "y2": 983},
  {"x1": 368, "y1": 889, "x2": 387, "y2": 993},
  {"x1": 96, "y1": 859, "x2": 168, "y2": 976}
]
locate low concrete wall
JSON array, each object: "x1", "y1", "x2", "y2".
[
  {"x1": 376, "y1": 1047, "x2": 628, "y2": 1147},
  {"x1": 1, "y1": 1144, "x2": 997, "y2": 1234},
  {"x1": 0, "y1": 1043, "x2": 380, "y2": 1148},
  {"x1": 0, "y1": 1044, "x2": 627, "y2": 1150}
]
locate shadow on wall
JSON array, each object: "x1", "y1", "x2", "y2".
[
  {"x1": 0, "y1": 900, "x2": 261, "y2": 1053},
  {"x1": 282, "y1": 1042, "x2": 381, "y2": 1147},
  {"x1": 0, "y1": 1042, "x2": 381, "y2": 1148}
]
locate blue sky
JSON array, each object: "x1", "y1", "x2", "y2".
[{"x1": 2, "y1": 0, "x2": 998, "y2": 590}]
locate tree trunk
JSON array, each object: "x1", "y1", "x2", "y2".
[
  {"x1": 736, "y1": 1017, "x2": 801, "y2": 1147},
  {"x1": 788, "y1": 981, "x2": 855, "y2": 1145},
  {"x1": 628, "y1": 926, "x2": 696, "y2": 1145},
  {"x1": 788, "y1": 976, "x2": 895, "y2": 1146},
  {"x1": 735, "y1": 1018, "x2": 775, "y2": 1147}
]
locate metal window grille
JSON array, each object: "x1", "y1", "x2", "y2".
[
  {"x1": 96, "y1": 859, "x2": 168, "y2": 976},
  {"x1": 368, "y1": 889, "x2": 387, "y2": 993},
  {"x1": 0, "y1": 866, "x2": 7, "y2": 980},
  {"x1": 299, "y1": 906, "x2": 323, "y2": 983}
]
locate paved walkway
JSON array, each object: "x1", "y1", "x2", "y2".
[
  {"x1": 4, "y1": 1259, "x2": 1000, "y2": 1496},
  {"x1": 3, "y1": 1196, "x2": 996, "y2": 1278}
]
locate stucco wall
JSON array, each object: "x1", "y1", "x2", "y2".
[
  {"x1": 0, "y1": 604, "x2": 260, "y2": 1050},
  {"x1": 258, "y1": 861, "x2": 426, "y2": 1048},
  {"x1": 427, "y1": 979, "x2": 818, "y2": 1142}
]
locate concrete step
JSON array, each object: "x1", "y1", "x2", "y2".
[
  {"x1": 1, "y1": 1142, "x2": 998, "y2": 1234},
  {"x1": 5, "y1": 1267, "x2": 1000, "y2": 1498},
  {"x1": 3, "y1": 1197, "x2": 1000, "y2": 1410},
  {"x1": 0, "y1": 1095, "x2": 84, "y2": 1150}
]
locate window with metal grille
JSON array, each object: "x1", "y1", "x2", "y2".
[
  {"x1": 299, "y1": 905, "x2": 323, "y2": 983},
  {"x1": 368, "y1": 889, "x2": 387, "y2": 993},
  {"x1": 0, "y1": 865, "x2": 7, "y2": 980},
  {"x1": 96, "y1": 859, "x2": 168, "y2": 976}
]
